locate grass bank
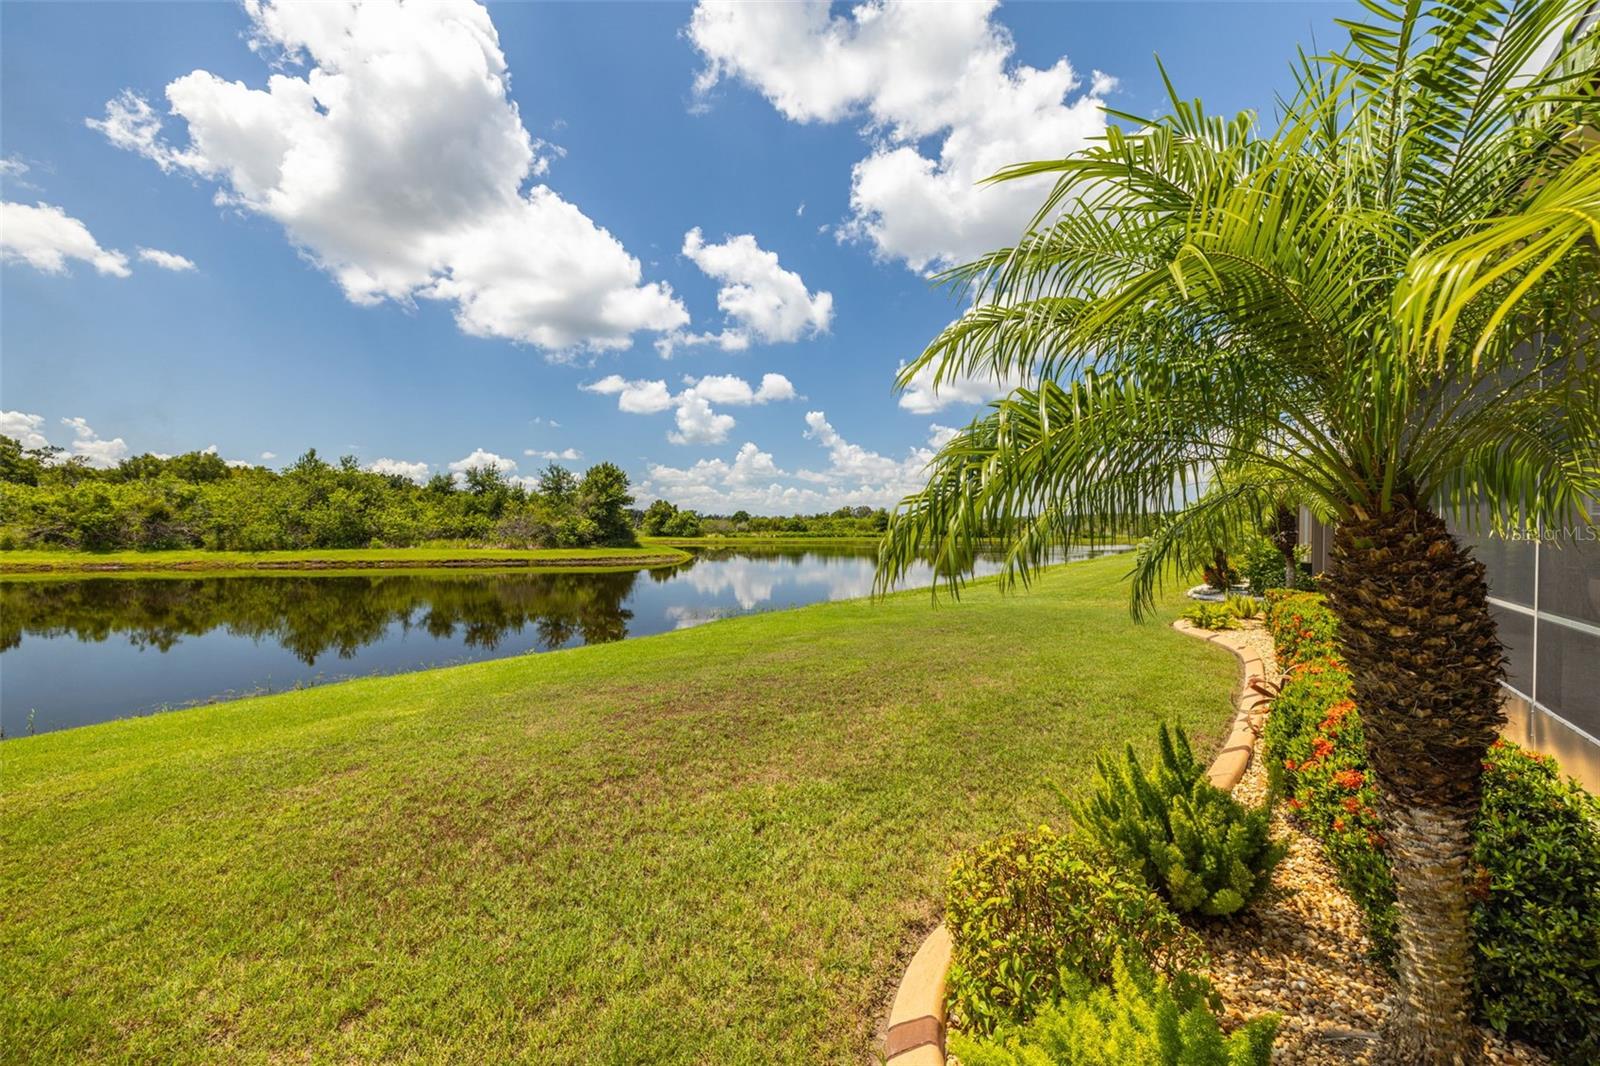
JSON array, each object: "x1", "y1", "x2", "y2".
[
  {"x1": 1, "y1": 555, "x2": 1237, "y2": 1063},
  {"x1": 641, "y1": 534, "x2": 883, "y2": 548},
  {"x1": 0, "y1": 545, "x2": 690, "y2": 575}
]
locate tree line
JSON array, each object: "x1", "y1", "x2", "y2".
[
  {"x1": 0, "y1": 435, "x2": 893, "y2": 551},
  {"x1": 0, "y1": 437, "x2": 635, "y2": 552}
]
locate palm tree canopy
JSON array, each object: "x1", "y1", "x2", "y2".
[{"x1": 878, "y1": 0, "x2": 1600, "y2": 615}]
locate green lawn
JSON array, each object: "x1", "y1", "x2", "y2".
[
  {"x1": 0, "y1": 555, "x2": 1237, "y2": 1064},
  {"x1": 0, "y1": 545, "x2": 689, "y2": 574}
]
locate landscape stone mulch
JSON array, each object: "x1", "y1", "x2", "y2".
[{"x1": 1203, "y1": 622, "x2": 1548, "y2": 1064}]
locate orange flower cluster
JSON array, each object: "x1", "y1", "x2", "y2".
[
  {"x1": 1332, "y1": 768, "x2": 1365, "y2": 790},
  {"x1": 1311, "y1": 736, "x2": 1336, "y2": 761},
  {"x1": 1320, "y1": 699, "x2": 1357, "y2": 733}
]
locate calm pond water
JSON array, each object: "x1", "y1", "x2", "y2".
[{"x1": 0, "y1": 546, "x2": 1116, "y2": 734}]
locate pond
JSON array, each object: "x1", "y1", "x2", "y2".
[{"x1": 0, "y1": 546, "x2": 1119, "y2": 735}]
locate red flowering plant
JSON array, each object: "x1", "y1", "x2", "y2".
[
  {"x1": 1258, "y1": 595, "x2": 1398, "y2": 955},
  {"x1": 1261, "y1": 590, "x2": 1340, "y2": 669},
  {"x1": 1261, "y1": 653, "x2": 1352, "y2": 800}
]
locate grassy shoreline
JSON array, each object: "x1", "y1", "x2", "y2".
[
  {"x1": 0, "y1": 545, "x2": 691, "y2": 575},
  {"x1": 640, "y1": 534, "x2": 884, "y2": 548},
  {"x1": 1, "y1": 555, "x2": 1236, "y2": 1062}
]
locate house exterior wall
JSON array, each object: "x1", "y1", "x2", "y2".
[
  {"x1": 1300, "y1": 506, "x2": 1600, "y2": 793},
  {"x1": 1450, "y1": 506, "x2": 1600, "y2": 792}
]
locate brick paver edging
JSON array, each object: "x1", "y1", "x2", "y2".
[{"x1": 881, "y1": 619, "x2": 1267, "y2": 1064}]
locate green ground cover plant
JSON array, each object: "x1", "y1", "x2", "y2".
[
  {"x1": 0, "y1": 554, "x2": 1238, "y2": 1064},
  {"x1": 949, "y1": 953, "x2": 1277, "y2": 1066},
  {"x1": 1224, "y1": 594, "x2": 1258, "y2": 621},
  {"x1": 1073, "y1": 725, "x2": 1284, "y2": 917},
  {"x1": 1261, "y1": 592, "x2": 1600, "y2": 1063},
  {"x1": 1181, "y1": 602, "x2": 1237, "y2": 631}
]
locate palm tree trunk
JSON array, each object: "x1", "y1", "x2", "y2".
[
  {"x1": 1322, "y1": 499, "x2": 1505, "y2": 1066},
  {"x1": 1271, "y1": 505, "x2": 1298, "y2": 589}
]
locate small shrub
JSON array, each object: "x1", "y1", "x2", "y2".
[
  {"x1": 1182, "y1": 602, "x2": 1237, "y2": 630},
  {"x1": 1472, "y1": 740, "x2": 1600, "y2": 1063},
  {"x1": 1240, "y1": 536, "x2": 1291, "y2": 596},
  {"x1": 1225, "y1": 594, "x2": 1259, "y2": 620},
  {"x1": 944, "y1": 825, "x2": 1207, "y2": 1034},
  {"x1": 949, "y1": 951, "x2": 1277, "y2": 1066},
  {"x1": 1073, "y1": 725, "x2": 1285, "y2": 918}
]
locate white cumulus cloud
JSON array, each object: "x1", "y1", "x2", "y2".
[
  {"x1": 640, "y1": 410, "x2": 936, "y2": 512},
  {"x1": 60, "y1": 416, "x2": 129, "y2": 467},
  {"x1": 583, "y1": 372, "x2": 797, "y2": 446},
  {"x1": 448, "y1": 448, "x2": 518, "y2": 476},
  {"x1": 137, "y1": 247, "x2": 196, "y2": 271},
  {"x1": 661, "y1": 228, "x2": 832, "y2": 354},
  {"x1": 684, "y1": 372, "x2": 797, "y2": 406},
  {"x1": 1, "y1": 411, "x2": 52, "y2": 450},
  {"x1": 689, "y1": 0, "x2": 1113, "y2": 271},
  {"x1": 368, "y1": 457, "x2": 430, "y2": 481},
  {"x1": 525, "y1": 447, "x2": 582, "y2": 461},
  {"x1": 896, "y1": 359, "x2": 1027, "y2": 414},
  {"x1": 668, "y1": 391, "x2": 737, "y2": 446},
  {"x1": 1, "y1": 201, "x2": 130, "y2": 277},
  {"x1": 581, "y1": 375, "x2": 676, "y2": 414},
  {"x1": 89, "y1": 0, "x2": 687, "y2": 353}
]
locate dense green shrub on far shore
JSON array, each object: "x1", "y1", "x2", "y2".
[
  {"x1": 949, "y1": 951, "x2": 1277, "y2": 1066},
  {"x1": 0, "y1": 442, "x2": 641, "y2": 552},
  {"x1": 1260, "y1": 591, "x2": 1600, "y2": 1062},
  {"x1": 943, "y1": 825, "x2": 1207, "y2": 1035},
  {"x1": 1073, "y1": 725, "x2": 1285, "y2": 918}
]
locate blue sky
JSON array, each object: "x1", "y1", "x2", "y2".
[{"x1": 1, "y1": 0, "x2": 1355, "y2": 512}]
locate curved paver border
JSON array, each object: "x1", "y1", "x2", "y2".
[{"x1": 882, "y1": 620, "x2": 1266, "y2": 1064}]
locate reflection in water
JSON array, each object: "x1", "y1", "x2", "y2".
[
  {"x1": 0, "y1": 570, "x2": 640, "y2": 664},
  {"x1": 0, "y1": 546, "x2": 1114, "y2": 734}
]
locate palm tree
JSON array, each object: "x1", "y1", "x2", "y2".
[{"x1": 878, "y1": 2, "x2": 1599, "y2": 1061}]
